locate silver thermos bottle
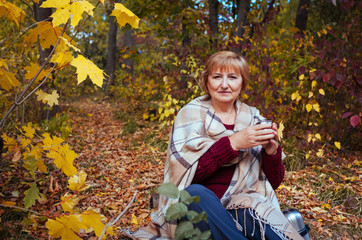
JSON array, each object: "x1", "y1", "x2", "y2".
[{"x1": 283, "y1": 209, "x2": 311, "y2": 240}]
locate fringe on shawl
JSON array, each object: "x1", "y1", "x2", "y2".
[{"x1": 231, "y1": 208, "x2": 292, "y2": 240}]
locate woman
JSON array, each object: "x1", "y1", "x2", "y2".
[{"x1": 124, "y1": 51, "x2": 303, "y2": 239}]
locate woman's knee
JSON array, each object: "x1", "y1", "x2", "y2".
[{"x1": 185, "y1": 184, "x2": 216, "y2": 200}]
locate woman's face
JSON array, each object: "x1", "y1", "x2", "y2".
[{"x1": 207, "y1": 67, "x2": 243, "y2": 107}]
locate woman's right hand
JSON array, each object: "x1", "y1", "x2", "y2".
[{"x1": 228, "y1": 123, "x2": 277, "y2": 151}]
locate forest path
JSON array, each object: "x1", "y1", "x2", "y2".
[{"x1": 67, "y1": 99, "x2": 164, "y2": 237}]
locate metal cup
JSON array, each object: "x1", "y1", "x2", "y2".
[{"x1": 283, "y1": 209, "x2": 311, "y2": 240}]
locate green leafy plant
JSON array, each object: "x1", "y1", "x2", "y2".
[{"x1": 157, "y1": 183, "x2": 211, "y2": 240}]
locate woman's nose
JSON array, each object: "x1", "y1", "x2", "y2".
[{"x1": 221, "y1": 78, "x2": 228, "y2": 88}]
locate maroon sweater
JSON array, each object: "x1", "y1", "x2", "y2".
[{"x1": 192, "y1": 124, "x2": 285, "y2": 199}]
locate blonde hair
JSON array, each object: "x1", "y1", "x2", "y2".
[{"x1": 201, "y1": 51, "x2": 249, "y2": 96}]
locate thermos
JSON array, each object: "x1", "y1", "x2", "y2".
[{"x1": 283, "y1": 209, "x2": 311, "y2": 240}]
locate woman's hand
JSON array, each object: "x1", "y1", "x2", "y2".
[
  {"x1": 229, "y1": 123, "x2": 279, "y2": 153},
  {"x1": 261, "y1": 123, "x2": 279, "y2": 156}
]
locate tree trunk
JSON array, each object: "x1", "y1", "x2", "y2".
[
  {"x1": 123, "y1": 29, "x2": 134, "y2": 74},
  {"x1": 182, "y1": 16, "x2": 191, "y2": 46},
  {"x1": 33, "y1": 0, "x2": 52, "y2": 65},
  {"x1": 209, "y1": 0, "x2": 219, "y2": 36},
  {"x1": 105, "y1": 15, "x2": 118, "y2": 89},
  {"x1": 295, "y1": 0, "x2": 310, "y2": 35},
  {"x1": 234, "y1": 0, "x2": 250, "y2": 38}
]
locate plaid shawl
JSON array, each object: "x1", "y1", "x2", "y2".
[{"x1": 122, "y1": 96, "x2": 303, "y2": 240}]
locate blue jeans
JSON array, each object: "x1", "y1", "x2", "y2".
[{"x1": 185, "y1": 184, "x2": 283, "y2": 240}]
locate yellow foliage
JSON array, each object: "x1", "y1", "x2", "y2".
[
  {"x1": 68, "y1": 170, "x2": 90, "y2": 192},
  {"x1": 316, "y1": 148, "x2": 324, "y2": 157},
  {"x1": 1, "y1": 133, "x2": 18, "y2": 152},
  {"x1": 24, "y1": 22, "x2": 71, "y2": 49},
  {"x1": 25, "y1": 63, "x2": 53, "y2": 82},
  {"x1": 319, "y1": 89, "x2": 325, "y2": 95},
  {"x1": 312, "y1": 103, "x2": 320, "y2": 112},
  {"x1": 111, "y1": 3, "x2": 140, "y2": 29},
  {"x1": 46, "y1": 215, "x2": 83, "y2": 240},
  {"x1": 131, "y1": 213, "x2": 138, "y2": 225},
  {"x1": 61, "y1": 193, "x2": 80, "y2": 212},
  {"x1": 0, "y1": 69, "x2": 19, "y2": 90},
  {"x1": 306, "y1": 104, "x2": 312, "y2": 112},
  {"x1": 71, "y1": 55, "x2": 105, "y2": 87},
  {"x1": 40, "y1": 0, "x2": 94, "y2": 29},
  {"x1": 35, "y1": 90, "x2": 59, "y2": 107},
  {"x1": 277, "y1": 121, "x2": 284, "y2": 140},
  {"x1": 80, "y1": 209, "x2": 114, "y2": 238},
  {"x1": 334, "y1": 141, "x2": 341, "y2": 149},
  {"x1": 315, "y1": 133, "x2": 321, "y2": 140},
  {"x1": 36, "y1": 159, "x2": 48, "y2": 173},
  {"x1": 0, "y1": 0, "x2": 25, "y2": 27},
  {"x1": 22, "y1": 123, "x2": 35, "y2": 139},
  {"x1": 47, "y1": 143, "x2": 78, "y2": 176}
]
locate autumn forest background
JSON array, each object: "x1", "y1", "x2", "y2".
[{"x1": 0, "y1": 0, "x2": 360, "y2": 239}]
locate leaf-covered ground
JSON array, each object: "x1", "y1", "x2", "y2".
[
  {"x1": 66, "y1": 99, "x2": 360, "y2": 240},
  {"x1": 3, "y1": 99, "x2": 359, "y2": 239}
]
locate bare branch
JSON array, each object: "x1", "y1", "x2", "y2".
[
  {"x1": 98, "y1": 190, "x2": 138, "y2": 240},
  {"x1": 0, "y1": 204, "x2": 40, "y2": 215}
]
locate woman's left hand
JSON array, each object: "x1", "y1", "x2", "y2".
[{"x1": 262, "y1": 122, "x2": 279, "y2": 156}]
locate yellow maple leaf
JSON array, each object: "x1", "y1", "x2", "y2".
[
  {"x1": 36, "y1": 159, "x2": 48, "y2": 173},
  {"x1": 319, "y1": 89, "x2": 325, "y2": 95},
  {"x1": 111, "y1": 3, "x2": 140, "y2": 29},
  {"x1": 24, "y1": 21, "x2": 71, "y2": 49},
  {"x1": 306, "y1": 103, "x2": 312, "y2": 112},
  {"x1": 71, "y1": 55, "x2": 105, "y2": 87},
  {"x1": 22, "y1": 123, "x2": 36, "y2": 139},
  {"x1": 61, "y1": 193, "x2": 80, "y2": 212},
  {"x1": 36, "y1": 89, "x2": 47, "y2": 103},
  {"x1": 308, "y1": 91, "x2": 313, "y2": 98},
  {"x1": 315, "y1": 133, "x2": 321, "y2": 140},
  {"x1": 46, "y1": 215, "x2": 84, "y2": 240},
  {"x1": 60, "y1": 37, "x2": 80, "y2": 52},
  {"x1": 51, "y1": 40, "x2": 74, "y2": 67},
  {"x1": 0, "y1": 69, "x2": 20, "y2": 90},
  {"x1": 311, "y1": 80, "x2": 317, "y2": 88},
  {"x1": 47, "y1": 90, "x2": 60, "y2": 107},
  {"x1": 316, "y1": 148, "x2": 324, "y2": 157},
  {"x1": 35, "y1": 90, "x2": 59, "y2": 107},
  {"x1": 312, "y1": 103, "x2": 320, "y2": 112},
  {"x1": 20, "y1": 137, "x2": 31, "y2": 147},
  {"x1": 334, "y1": 141, "x2": 341, "y2": 149},
  {"x1": 277, "y1": 121, "x2": 284, "y2": 140},
  {"x1": 68, "y1": 170, "x2": 90, "y2": 192},
  {"x1": 131, "y1": 213, "x2": 138, "y2": 225},
  {"x1": 0, "y1": 1, "x2": 25, "y2": 27},
  {"x1": 1, "y1": 133, "x2": 18, "y2": 152},
  {"x1": 80, "y1": 210, "x2": 113, "y2": 238},
  {"x1": 291, "y1": 91, "x2": 299, "y2": 101},
  {"x1": 25, "y1": 63, "x2": 53, "y2": 82},
  {"x1": 0, "y1": 59, "x2": 8, "y2": 69},
  {"x1": 42, "y1": 133, "x2": 64, "y2": 148},
  {"x1": 47, "y1": 144, "x2": 78, "y2": 176},
  {"x1": 41, "y1": 0, "x2": 94, "y2": 28}
]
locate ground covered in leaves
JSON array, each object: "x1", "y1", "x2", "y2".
[{"x1": 1, "y1": 99, "x2": 361, "y2": 239}]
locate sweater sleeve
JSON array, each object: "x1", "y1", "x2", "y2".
[
  {"x1": 193, "y1": 136, "x2": 239, "y2": 183},
  {"x1": 261, "y1": 145, "x2": 285, "y2": 190}
]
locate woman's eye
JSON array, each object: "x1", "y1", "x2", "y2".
[{"x1": 229, "y1": 76, "x2": 237, "y2": 79}]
